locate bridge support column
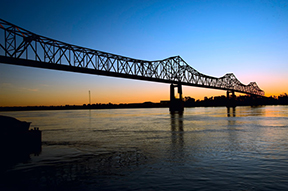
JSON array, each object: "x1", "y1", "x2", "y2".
[
  {"x1": 169, "y1": 83, "x2": 184, "y2": 113},
  {"x1": 226, "y1": 90, "x2": 236, "y2": 108}
]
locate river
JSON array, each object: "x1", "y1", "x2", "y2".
[{"x1": 1, "y1": 106, "x2": 288, "y2": 191}]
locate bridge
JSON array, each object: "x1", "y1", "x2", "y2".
[{"x1": 0, "y1": 19, "x2": 264, "y2": 112}]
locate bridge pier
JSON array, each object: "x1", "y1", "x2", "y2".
[
  {"x1": 226, "y1": 90, "x2": 236, "y2": 108},
  {"x1": 169, "y1": 83, "x2": 184, "y2": 113}
]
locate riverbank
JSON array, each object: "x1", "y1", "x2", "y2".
[{"x1": 1, "y1": 94, "x2": 287, "y2": 111}]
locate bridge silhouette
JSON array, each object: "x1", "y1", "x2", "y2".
[{"x1": 0, "y1": 19, "x2": 264, "y2": 111}]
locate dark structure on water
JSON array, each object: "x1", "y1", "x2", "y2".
[{"x1": 0, "y1": 115, "x2": 42, "y2": 159}]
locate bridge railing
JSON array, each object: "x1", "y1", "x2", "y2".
[{"x1": 0, "y1": 19, "x2": 264, "y2": 96}]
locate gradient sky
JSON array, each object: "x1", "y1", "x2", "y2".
[{"x1": 0, "y1": 0, "x2": 288, "y2": 106}]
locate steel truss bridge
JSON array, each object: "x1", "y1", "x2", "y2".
[{"x1": 0, "y1": 19, "x2": 264, "y2": 96}]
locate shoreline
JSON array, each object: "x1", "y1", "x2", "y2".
[
  {"x1": 1, "y1": 103, "x2": 287, "y2": 112},
  {"x1": 1, "y1": 95, "x2": 287, "y2": 112}
]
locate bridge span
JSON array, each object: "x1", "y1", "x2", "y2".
[{"x1": 0, "y1": 19, "x2": 264, "y2": 111}]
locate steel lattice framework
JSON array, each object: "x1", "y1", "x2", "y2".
[{"x1": 0, "y1": 19, "x2": 264, "y2": 96}]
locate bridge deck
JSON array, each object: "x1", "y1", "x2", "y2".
[{"x1": 0, "y1": 19, "x2": 264, "y2": 96}]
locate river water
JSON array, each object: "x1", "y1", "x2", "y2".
[{"x1": 1, "y1": 106, "x2": 288, "y2": 191}]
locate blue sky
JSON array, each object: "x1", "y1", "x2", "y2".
[{"x1": 0, "y1": 0, "x2": 288, "y2": 106}]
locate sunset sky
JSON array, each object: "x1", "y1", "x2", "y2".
[{"x1": 0, "y1": 0, "x2": 288, "y2": 106}]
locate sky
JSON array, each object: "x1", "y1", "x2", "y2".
[{"x1": 0, "y1": 0, "x2": 288, "y2": 106}]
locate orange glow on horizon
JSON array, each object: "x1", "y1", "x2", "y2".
[
  {"x1": 1, "y1": 86, "x2": 286, "y2": 107},
  {"x1": 0, "y1": 70, "x2": 287, "y2": 107}
]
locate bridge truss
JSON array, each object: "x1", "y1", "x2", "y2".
[{"x1": 0, "y1": 19, "x2": 264, "y2": 96}]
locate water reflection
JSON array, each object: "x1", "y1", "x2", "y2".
[
  {"x1": 1, "y1": 107, "x2": 288, "y2": 190},
  {"x1": 88, "y1": 109, "x2": 92, "y2": 128},
  {"x1": 170, "y1": 112, "x2": 184, "y2": 132},
  {"x1": 227, "y1": 107, "x2": 236, "y2": 117},
  {"x1": 0, "y1": 149, "x2": 147, "y2": 191},
  {"x1": 170, "y1": 113, "x2": 184, "y2": 159},
  {"x1": 250, "y1": 106, "x2": 265, "y2": 116},
  {"x1": 1, "y1": 142, "x2": 42, "y2": 172}
]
